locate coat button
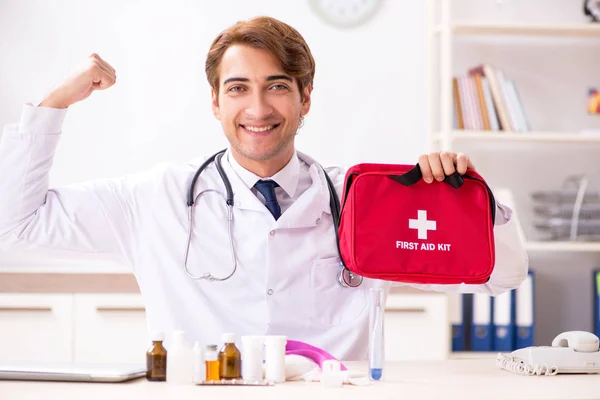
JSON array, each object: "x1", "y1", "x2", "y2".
[
  {"x1": 316, "y1": 217, "x2": 321, "y2": 224},
  {"x1": 269, "y1": 230, "x2": 276, "y2": 236},
  {"x1": 267, "y1": 289, "x2": 273, "y2": 295}
]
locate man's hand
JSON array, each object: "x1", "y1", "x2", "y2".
[
  {"x1": 418, "y1": 152, "x2": 475, "y2": 184},
  {"x1": 39, "y1": 54, "x2": 117, "y2": 109}
]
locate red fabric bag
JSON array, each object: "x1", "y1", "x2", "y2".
[{"x1": 332, "y1": 163, "x2": 496, "y2": 285}]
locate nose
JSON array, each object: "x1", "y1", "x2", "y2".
[{"x1": 244, "y1": 92, "x2": 274, "y2": 119}]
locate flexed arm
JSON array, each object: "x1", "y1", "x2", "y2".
[{"x1": 0, "y1": 54, "x2": 138, "y2": 263}]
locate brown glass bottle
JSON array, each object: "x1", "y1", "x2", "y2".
[
  {"x1": 218, "y1": 333, "x2": 241, "y2": 379},
  {"x1": 146, "y1": 332, "x2": 167, "y2": 381}
]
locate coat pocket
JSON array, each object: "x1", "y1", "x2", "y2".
[{"x1": 311, "y1": 256, "x2": 367, "y2": 327}]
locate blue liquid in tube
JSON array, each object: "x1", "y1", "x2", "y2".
[
  {"x1": 369, "y1": 288, "x2": 384, "y2": 381},
  {"x1": 370, "y1": 368, "x2": 382, "y2": 380}
]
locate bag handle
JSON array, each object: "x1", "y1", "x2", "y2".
[
  {"x1": 389, "y1": 163, "x2": 496, "y2": 224},
  {"x1": 388, "y1": 163, "x2": 464, "y2": 188}
]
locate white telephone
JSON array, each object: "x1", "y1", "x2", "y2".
[{"x1": 496, "y1": 331, "x2": 600, "y2": 376}]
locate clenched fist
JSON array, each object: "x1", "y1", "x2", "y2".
[{"x1": 39, "y1": 54, "x2": 116, "y2": 109}]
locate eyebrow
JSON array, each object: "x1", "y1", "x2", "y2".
[{"x1": 222, "y1": 75, "x2": 293, "y2": 85}]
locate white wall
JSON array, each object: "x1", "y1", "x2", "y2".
[
  {"x1": 2, "y1": 0, "x2": 599, "y2": 344},
  {"x1": 0, "y1": 0, "x2": 428, "y2": 187},
  {"x1": 0, "y1": 0, "x2": 428, "y2": 269}
]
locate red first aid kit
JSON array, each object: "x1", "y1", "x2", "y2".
[{"x1": 333, "y1": 163, "x2": 496, "y2": 285}]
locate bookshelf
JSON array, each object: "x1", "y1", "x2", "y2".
[
  {"x1": 426, "y1": 0, "x2": 600, "y2": 151},
  {"x1": 427, "y1": 0, "x2": 600, "y2": 247},
  {"x1": 428, "y1": 0, "x2": 600, "y2": 358}
]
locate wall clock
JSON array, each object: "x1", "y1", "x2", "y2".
[
  {"x1": 584, "y1": 0, "x2": 600, "y2": 22},
  {"x1": 309, "y1": 0, "x2": 382, "y2": 29}
]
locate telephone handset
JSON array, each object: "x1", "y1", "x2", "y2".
[{"x1": 496, "y1": 331, "x2": 600, "y2": 376}]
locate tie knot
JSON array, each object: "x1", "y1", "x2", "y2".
[{"x1": 254, "y1": 180, "x2": 279, "y2": 201}]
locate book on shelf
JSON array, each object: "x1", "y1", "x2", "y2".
[{"x1": 452, "y1": 64, "x2": 530, "y2": 133}]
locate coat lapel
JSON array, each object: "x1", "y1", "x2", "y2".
[{"x1": 189, "y1": 150, "x2": 333, "y2": 225}]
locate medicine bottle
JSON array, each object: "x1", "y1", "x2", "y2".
[
  {"x1": 218, "y1": 333, "x2": 242, "y2": 379},
  {"x1": 192, "y1": 341, "x2": 205, "y2": 384},
  {"x1": 166, "y1": 330, "x2": 194, "y2": 385},
  {"x1": 205, "y1": 344, "x2": 220, "y2": 381},
  {"x1": 146, "y1": 331, "x2": 167, "y2": 381}
]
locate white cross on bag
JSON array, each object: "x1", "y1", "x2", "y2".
[{"x1": 409, "y1": 210, "x2": 437, "y2": 240}]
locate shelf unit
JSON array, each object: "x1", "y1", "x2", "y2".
[
  {"x1": 525, "y1": 241, "x2": 600, "y2": 253},
  {"x1": 449, "y1": 351, "x2": 497, "y2": 359},
  {"x1": 427, "y1": 1, "x2": 600, "y2": 151},
  {"x1": 427, "y1": 0, "x2": 600, "y2": 251},
  {"x1": 434, "y1": 21, "x2": 600, "y2": 37},
  {"x1": 428, "y1": 0, "x2": 600, "y2": 359},
  {"x1": 432, "y1": 131, "x2": 600, "y2": 144}
]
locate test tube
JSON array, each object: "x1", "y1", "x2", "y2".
[{"x1": 368, "y1": 288, "x2": 384, "y2": 381}]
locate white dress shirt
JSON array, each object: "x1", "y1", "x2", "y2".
[
  {"x1": 0, "y1": 104, "x2": 529, "y2": 360},
  {"x1": 228, "y1": 146, "x2": 312, "y2": 215}
]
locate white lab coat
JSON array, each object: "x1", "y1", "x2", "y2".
[{"x1": 0, "y1": 105, "x2": 528, "y2": 360}]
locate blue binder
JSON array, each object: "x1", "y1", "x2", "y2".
[
  {"x1": 594, "y1": 270, "x2": 600, "y2": 338},
  {"x1": 492, "y1": 289, "x2": 515, "y2": 351},
  {"x1": 449, "y1": 293, "x2": 466, "y2": 351},
  {"x1": 470, "y1": 293, "x2": 493, "y2": 351},
  {"x1": 515, "y1": 271, "x2": 535, "y2": 349}
]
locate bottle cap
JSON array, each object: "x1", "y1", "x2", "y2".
[
  {"x1": 193, "y1": 341, "x2": 204, "y2": 354},
  {"x1": 151, "y1": 331, "x2": 164, "y2": 341},
  {"x1": 222, "y1": 333, "x2": 236, "y2": 343},
  {"x1": 264, "y1": 335, "x2": 287, "y2": 346},
  {"x1": 241, "y1": 335, "x2": 265, "y2": 346},
  {"x1": 321, "y1": 360, "x2": 343, "y2": 388},
  {"x1": 323, "y1": 360, "x2": 341, "y2": 373},
  {"x1": 172, "y1": 330, "x2": 188, "y2": 345},
  {"x1": 205, "y1": 344, "x2": 218, "y2": 360}
]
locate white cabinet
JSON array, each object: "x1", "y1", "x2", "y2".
[
  {"x1": 0, "y1": 290, "x2": 449, "y2": 363},
  {"x1": 0, "y1": 293, "x2": 149, "y2": 364},
  {"x1": 384, "y1": 293, "x2": 449, "y2": 361},
  {"x1": 73, "y1": 294, "x2": 148, "y2": 364},
  {"x1": 0, "y1": 294, "x2": 73, "y2": 363}
]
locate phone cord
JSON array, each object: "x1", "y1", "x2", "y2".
[{"x1": 496, "y1": 353, "x2": 559, "y2": 376}]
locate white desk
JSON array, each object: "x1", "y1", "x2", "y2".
[{"x1": 1, "y1": 360, "x2": 598, "y2": 400}]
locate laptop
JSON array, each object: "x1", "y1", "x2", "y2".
[{"x1": 0, "y1": 362, "x2": 147, "y2": 382}]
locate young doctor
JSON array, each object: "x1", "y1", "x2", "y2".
[{"x1": 0, "y1": 16, "x2": 528, "y2": 360}]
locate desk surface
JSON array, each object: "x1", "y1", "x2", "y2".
[{"x1": 1, "y1": 359, "x2": 598, "y2": 400}]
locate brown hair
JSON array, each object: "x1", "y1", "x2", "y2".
[{"x1": 205, "y1": 16, "x2": 315, "y2": 100}]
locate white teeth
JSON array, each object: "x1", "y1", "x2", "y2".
[{"x1": 244, "y1": 125, "x2": 275, "y2": 132}]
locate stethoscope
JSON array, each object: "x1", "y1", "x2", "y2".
[{"x1": 183, "y1": 149, "x2": 363, "y2": 288}]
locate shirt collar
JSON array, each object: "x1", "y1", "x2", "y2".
[{"x1": 227, "y1": 149, "x2": 300, "y2": 197}]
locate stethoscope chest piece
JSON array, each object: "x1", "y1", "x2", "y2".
[{"x1": 337, "y1": 266, "x2": 363, "y2": 288}]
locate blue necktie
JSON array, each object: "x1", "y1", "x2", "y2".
[{"x1": 254, "y1": 180, "x2": 281, "y2": 220}]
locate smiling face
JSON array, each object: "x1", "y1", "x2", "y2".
[{"x1": 211, "y1": 45, "x2": 312, "y2": 176}]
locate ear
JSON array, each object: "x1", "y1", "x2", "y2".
[
  {"x1": 211, "y1": 88, "x2": 221, "y2": 120},
  {"x1": 300, "y1": 84, "x2": 312, "y2": 117}
]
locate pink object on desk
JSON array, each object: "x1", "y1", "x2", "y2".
[{"x1": 285, "y1": 340, "x2": 348, "y2": 371}]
